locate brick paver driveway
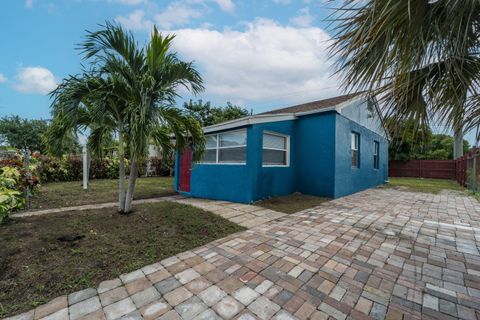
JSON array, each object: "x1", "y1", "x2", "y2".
[{"x1": 8, "y1": 189, "x2": 480, "y2": 320}]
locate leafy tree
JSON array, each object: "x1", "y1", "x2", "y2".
[
  {"x1": 0, "y1": 116, "x2": 81, "y2": 154},
  {"x1": 330, "y1": 1, "x2": 480, "y2": 158},
  {"x1": 47, "y1": 22, "x2": 204, "y2": 214},
  {"x1": 424, "y1": 134, "x2": 470, "y2": 160},
  {"x1": 183, "y1": 99, "x2": 250, "y2": 126},
  {"x1": 388, "y1": 119, "x2": 470, "y2": 160},
  {"x1": 0, "y1": 116, "x2": 49, "y2": 153}
]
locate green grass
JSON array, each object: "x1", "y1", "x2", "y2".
[
  {"x1": 31, "y1": 177, "x2": 174, "y2": 209},
  {"x1": 0, "y1": 202, "x2": 245, "y2": 317},
  {"x1": 385, "y1": 177, "x2": 465, "y2": 194},
  {"x1": 256, "y1": 193, "x2": 330, "y2": 214}
]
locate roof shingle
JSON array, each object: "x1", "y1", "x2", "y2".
[{"x1": 260, "y1": 92, "x2": 363, "y2": 115}]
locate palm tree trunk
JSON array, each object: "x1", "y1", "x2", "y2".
[
  {"x1": 454, "y1": 124, "x2": 463, "y2": 159},
  {"x1": 118, "y1": 130, "x2": 126, "y2": 213},
  {"x1": 124, "y1": 159, "x2": 138, "y2": 213}
]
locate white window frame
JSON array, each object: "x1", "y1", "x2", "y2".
[
  {"x1": 200, "y1": 129, "x2": 247, "y2": 165},
  {"x1": 351, "y1": 132, "x2": 360, "y2": 168},
  {"x1": 262, "y1": 131, "x2": 290, "y2": 167}
]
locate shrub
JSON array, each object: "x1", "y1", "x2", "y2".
[
  {"x1": 0, "y1": 166, "x2": 37, "y2": 224},
  {"x1": 63, "y1": 156, "x2": 82, "y2": 180},
  {"x1": 148, "y1": 156, "x2": 174, "y2": 177},
  {"x1": 35, "y1": 156, "x2": 70, "y2": 182},
  {"x1": 1, "y1": 152, "x2": 173, "y2": 184},
  {"x1": 0, "y1": 187, "x2": 23, "y2": 224}
]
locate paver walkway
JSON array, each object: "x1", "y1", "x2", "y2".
[
  {"x1": 11, "y1": 196, "x2": 286, "y2": 229},
  {"x1": 6, "y1": 189, "x2": 480, "y2": 320}
]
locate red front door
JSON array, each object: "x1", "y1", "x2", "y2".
[{"x1": 179, "y1": 149, "x2": 192, "y2": 192}]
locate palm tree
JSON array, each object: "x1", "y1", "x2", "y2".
[
  {"x1": 329, "y1": 0, "x2": 480, "y2": 156},
  {"x1": 48, "y1": 22, "x2": 205, "y2": 213},
  {"x1": 46, "y1": 74, "x2": 131, "y2": 211}
]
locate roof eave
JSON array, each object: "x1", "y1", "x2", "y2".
[
  {"x1": 202, "y1": 93, "x2": 370, "y2": 133},
  {"x1": 203, "y1": 113, "x2": 297, "y2": 133}
]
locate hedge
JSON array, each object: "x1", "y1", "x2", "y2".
[{"x1": 0, "y1": 154, "x2": 174, "y2": 184}]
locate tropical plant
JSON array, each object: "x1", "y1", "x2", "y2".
[
  {"x1": 0, "y1": 166, "x2": 26, "y2": 224},
  {"x1": 329, "y1": 0, "x2": 480, "y2": 156},
  {"x1": 47, "y1": 22, "x2": 205, "y2": 213}
]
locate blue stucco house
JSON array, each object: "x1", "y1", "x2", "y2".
[{"x1": 174, "y1": 93, "x2": 389, "y2": 203}]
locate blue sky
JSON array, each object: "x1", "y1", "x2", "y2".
[
  {"x1": 0, "y1": 0, "x2": 340, "y2": 118},
  {"x1": 0, "y1": 0, "x2": 476, "y2": 144}
]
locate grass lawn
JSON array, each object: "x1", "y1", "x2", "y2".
[
  {"x1": 385, "y1": 177, "x2": 465, "y2": 194},
  {"x1": 256, "y1": 193, "x2": 330, "y2": 214},
  {"x1": 0, "y1": 202, "x2": 245, "y2": 317},
  {"x1": 31, "y1": 177, "x2": 174, "y2": 209}
]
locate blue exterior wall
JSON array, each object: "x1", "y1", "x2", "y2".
[
  {"x1": 334, "y1": 113, "x2": 388, "y2": 198},
  {"x1": 178, "y1": 126, "x2": 254, "y2": 203},
  {"x1": 250, "y1": 121, "x2": 297, "y2": 200},
  {"x1": 295, "y1": 112, "x2": 337, "y2": 198},
  {"x1": 174, "y1": 110, "x2": 388, "y2": 203}
]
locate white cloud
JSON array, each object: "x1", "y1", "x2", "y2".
[
  {"x1": 272, "y1": 0, "x2": 292, "y2": 4},
  {"x1": 25, "y1": 0, "x2": 34, "y2": 8},
  {"x1": 116, "y1": 10, "x2": 153, "y2": 30},
  {"x1": 0, "y1": 74, "x2": 7, "y2": 83},
  {"x1": 171, "y1": 19, "x2": 340, "y2": 106},
  {"x1": 116, "y1": 0, "x2": 236, "y2": 31},
  {"x1": 110, "y1": 0, "x2": 146, "y2": 4},
  {"x1": 154, "y1": 2, "x2": 202, "y2": 29},
  {"x1": 289, "y1": 7, "x2": 314, "y2": 27},
  {"x1": 14, "y1": 67, "x2": 57, "y2": 95},
  {"x1": 211, "y1": 0, "x2": 235, "y2": 12}
]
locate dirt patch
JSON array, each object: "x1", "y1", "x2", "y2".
[
  {"x1": 255, "y1": 192, "x2": 331, "y2": 214},
  {"x1": 0, "y1": 202, "x2": 245, "y2": 317}
]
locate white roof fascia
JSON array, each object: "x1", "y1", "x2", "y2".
[
  {"x1": 203, "y1": 113, "x2": 297, "y2": 133},
  {"x1": 202, "y1": 94, "x2": 369, "y2": 133}
]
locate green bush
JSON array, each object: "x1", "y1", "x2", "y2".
[
  {"x1": 2, "y1": 152, "x2": 174, "y2": 185},
  {"x1": 0, "y1": 166, "x2": 32, "y2": 224},
  {"x1": 148, "y1": 155, "x2": 174, "y2": 176}
]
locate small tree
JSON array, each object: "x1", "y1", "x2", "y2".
[{"x1": 48, "y1": 22, "x2": 205, "y2": 214}]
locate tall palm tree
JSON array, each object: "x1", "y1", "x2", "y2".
[
  {"x1": 329, "y1": 0, "x2": 480, "y2": 155},
  {"x1": 48, "y1": 22, "x2": 205, "y2": 213}
]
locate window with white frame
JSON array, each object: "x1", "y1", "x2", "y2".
[
  {"x1": 373, "y1": 140, "x2": 379, "y2": 169},
  {"x1": 351, "y1": 132, "x2": 360, "y2": 168},
  {"x1": 262, "y1": 132, "x2": 289, "y2": 166},
  {"x1": 202, "y1": 129, "x2": 247, "y2": 164}
]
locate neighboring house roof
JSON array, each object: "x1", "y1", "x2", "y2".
[
  {"x1": 203, "y1": 92, "x2": 367, "y2": 133},
  {"x1": 259, "y1": 92, "x2": 363, "y2": 115}
]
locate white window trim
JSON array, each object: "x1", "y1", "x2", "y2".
[
  {"x1": 262, "y1": 131, "x2": 290, "y2": 167},
  {"x1": 351, "y1": 132, "x2": 360, "y2": 169},
  {"x1": 200, "y1": 129, "x2": 247, "y2": 165}
]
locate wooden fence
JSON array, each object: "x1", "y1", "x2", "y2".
[
  {"x1": 389, "y1": 160, "x2": 456, "y2": 179},
  {"x1": 389, "y1": 148, "x2": 479, "y2": 191},
  {"x1": 455, "y1": 148, "x2": 479, "y2": 189}
]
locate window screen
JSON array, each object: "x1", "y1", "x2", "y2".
[
  {"x1": 262, "y1": 132, "x2": 288, "y2": 166},
  {"x1": 201, "y1": 129, "x2": 247, "y2": 164},
  {"x1": 351, "y1": 132, "x2": 360, "y2": 168}
]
